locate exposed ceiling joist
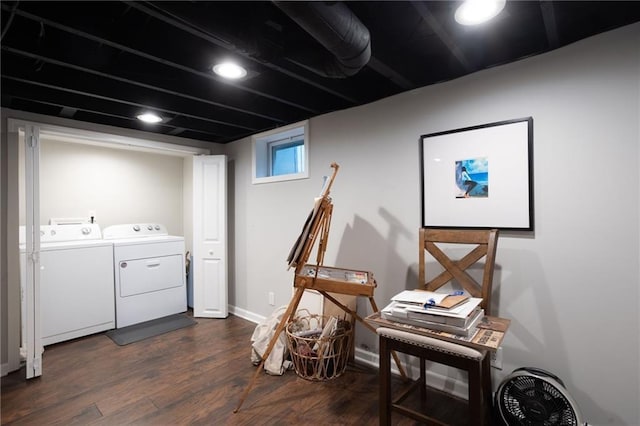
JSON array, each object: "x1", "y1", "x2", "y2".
[{"x1": 1, "y1": 1, "x2": 638, "y2": 144}]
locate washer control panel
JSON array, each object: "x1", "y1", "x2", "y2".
[
  {"x1": 103, "y1": 223, "x2": 169, "y2": 239},
  {"x1": 38, "y1": 223, "x2": 103, "y2": 243}
]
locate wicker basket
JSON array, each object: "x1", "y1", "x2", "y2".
[{"x1": 285, "y1": 314, "x2": 353, "y2": 381}]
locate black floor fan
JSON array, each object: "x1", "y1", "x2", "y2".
[{"x1": 495, "y1": 367, "x2": 588, "y2": 426}]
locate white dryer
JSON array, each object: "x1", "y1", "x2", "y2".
[
  {"x1": 19, "y1": 223, "x2": 115, "y2": 346},
  {"x1": 103, "y1": 224, "x2": 186, "y2": 328}
]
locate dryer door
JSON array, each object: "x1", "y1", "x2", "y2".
[{"x1": 118, "y1": 254, "x2": 184, "y2": 297}]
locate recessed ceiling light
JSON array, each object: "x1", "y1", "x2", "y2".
[
  {"x1": 136, "y1": 112, "x2": 163, "y2": 123},
  {"x1": 455, "y1": 0, "x2": 506, "y2": 26},
  {"x1": 213, "y1": 61, "x2": 247, "y2": 79}
]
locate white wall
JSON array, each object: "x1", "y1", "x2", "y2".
[
  {"x1": 227, "y1": 23, "x2": 640, "y2": 425},
  {"x1": 33, "y1": 137, "x2": 185, "y2": 234}
]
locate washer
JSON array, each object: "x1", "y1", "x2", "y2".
[
  {"x1": 103, "y1": 223, "x2": 186, "y2": 328},
  {"x1": 19, "y1": 224, "x2": 115, "y2": 346}
]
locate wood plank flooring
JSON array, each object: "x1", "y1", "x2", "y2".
[{"x1": 1, "y1": 313, "x2": 470, "y2": 425}]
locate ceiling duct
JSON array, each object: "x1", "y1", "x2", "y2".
[{"x1": 274, "y1": 1, "x2": 371, "y2": 78}]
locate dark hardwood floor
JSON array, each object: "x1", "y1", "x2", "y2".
[{"x1": 1, "y1": 313, "x2": 469, "y2": 425}]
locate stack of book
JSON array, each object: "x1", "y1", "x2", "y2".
[{"x1": 380, "y1": 290, "x2": 484, "y2": 337}]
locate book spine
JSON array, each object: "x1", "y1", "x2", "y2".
[
  {"x1": 380, "y1": 311, "x2": 483, "y2": 337},
  {"x1": 407, "y1": 308, "x2": 482, "y2": 327}
]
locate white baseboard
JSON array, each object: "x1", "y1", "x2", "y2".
[
  {"x1": 228, "y1": 305, "x2": 264, "y2": 324},
  {"x1": 354, "y1": 346, "x2": 469, "y2": 400},
  {"x1": 1, "y1": 362, "x2": 19, "y2": 377}
]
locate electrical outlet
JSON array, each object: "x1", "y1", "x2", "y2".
[
  {"x1": 491, "y1": 346, "x2": 503, "y2": 370},
  {"x1": 268, "y1": 292, "x2": 275, "y2": 306}
]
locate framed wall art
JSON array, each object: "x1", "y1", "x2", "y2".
[{"x1": 420, "y1": 117, "x2": 533, "y2": 231}]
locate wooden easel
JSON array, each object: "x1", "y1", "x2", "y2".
[{"x1": 234, "y1": 163, "x2": 405, "y2": 413}]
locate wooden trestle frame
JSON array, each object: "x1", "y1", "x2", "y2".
[{"x1": 234, "y1": 163, "x2": 405, "y2": 413}]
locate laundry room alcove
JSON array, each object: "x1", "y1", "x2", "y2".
[{"x1": 10, "y1": 119, "x2": 228, "y2": 379}]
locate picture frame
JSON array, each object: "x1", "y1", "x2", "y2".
[{"x1": 420, "y1": 117, "x2": 534, "y2": 231}]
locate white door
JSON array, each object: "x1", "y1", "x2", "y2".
[
  {"x1": 24, "y1": 124, "x2": 43, "y2": 378},
  {"x1": 192, "y1": 155, "x2": 228, "y2": 318}
]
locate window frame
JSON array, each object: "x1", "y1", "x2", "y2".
[{"x1": 252, "y1": 120, "x2": 309, "y2": 184}]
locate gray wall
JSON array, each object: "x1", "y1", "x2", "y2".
[
  {"x1": 225, "y1": 24, "x2": 640, "y2": 425},
  {"x1": 1, "y1": 122, "x2": 20, "y2": 374}
]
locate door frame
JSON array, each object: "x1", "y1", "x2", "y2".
[
  {"x1": 4, "y1": 119, "x2": 43, "y2": 378},
  {"x1": 4, "y1": 120, "x2": 25, "y2": 376}
]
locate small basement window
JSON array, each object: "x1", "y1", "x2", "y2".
[{"x1": 252, "y1": 120, "x2": 309, "y2": 184}]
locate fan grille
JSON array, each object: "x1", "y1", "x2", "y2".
[{"x1": 498, "y1": 375, "x2": 579, "y2": 426}]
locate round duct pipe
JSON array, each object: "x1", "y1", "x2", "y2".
[{"x1": 274, "y1": 1, "x2": 371, "y2": 78}]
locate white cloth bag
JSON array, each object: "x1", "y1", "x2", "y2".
[{"x1": 250, "y1": 306, "x2": 294, "y2": 375}]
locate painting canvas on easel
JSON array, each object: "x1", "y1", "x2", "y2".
[{"x1": 286, "y1": 195, "x2": 323, "y2": 269}]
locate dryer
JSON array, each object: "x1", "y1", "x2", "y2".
[
  {"x1": 103, "y1": 223, "x2": 186, "y2": 328},
  {"x1": 19, "y1": 223, "x2": 115, "y2": 346}
]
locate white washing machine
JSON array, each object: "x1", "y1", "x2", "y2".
[
  {"x1": 103, "y1": 223, "x2": 186, "y2": 328},
  {"x1": 19, "y1": 223, "x2": 115, "y2": 346}
]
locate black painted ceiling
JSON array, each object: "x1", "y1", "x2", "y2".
[{"x1": 2, "y1": 1, "x2": 639, "y2": 144}]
